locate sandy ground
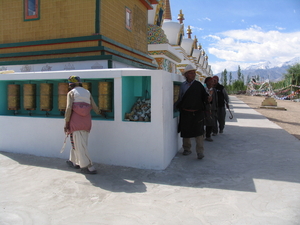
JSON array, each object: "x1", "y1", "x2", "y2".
[{"x1": 233, "y1": 95, "x2": 300, "y2": 140}]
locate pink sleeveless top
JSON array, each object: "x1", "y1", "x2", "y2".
[
  {"x1": 68, "y1": 87, "x2": 92, "y2": 133},
  {"x1": 69, "y1": 102, "x2": 92, "y2": 133}
]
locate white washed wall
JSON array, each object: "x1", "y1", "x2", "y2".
[{"x1": 0, "y1": 69, "x2": 184, "y2": 170}]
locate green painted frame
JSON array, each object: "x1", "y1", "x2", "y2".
[
  {"x1": 0, "y1": 79, "x2": 114, "y2": 120},
  {"x1": 0, "y1": 35, "x2": 157, "y2": 69},
  {"x1": 24, "y1": 0, "x2": 40, "y2": 21}
]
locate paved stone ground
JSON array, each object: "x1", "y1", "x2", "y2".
[
  {"x1": 233, "y1": 95, "x2": 300, "y2": 140},
  {"x1": 1, "y1": 96, "x2": 300, "y2": 225}
]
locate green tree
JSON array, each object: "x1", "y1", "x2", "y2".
[
  {"x1": 232, "y1": 80, "x2": 246, "y2": 94},
  {"x1": 223, "y1": 69, "x2": 228, "y2": 87},
  {"x1": 246, "y1": 75, "x2": 250, "y2": 84},
  {"x1": 229, "y1": 72, "x2": 232, "y2": 85},
  {"x1": 285, "y1": 63, "x2": 300, "y2": 86},
  {"x1": 220, "y1": 71, "x2": 224, "y2": 85},
  {"x1": 237, "y1": 65, "x2": 242, "y2": 81},
  {"x1": 256, "y1": 75, "x2": 260, "y2": 82}
]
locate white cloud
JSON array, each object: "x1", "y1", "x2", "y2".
[
  {"x1": 190, "y1": 25, "x2": 203, "y2": 31},
  {"x1": 209, "y1": 61, "x2": 242, "y2": 74},
  {"x1": 204, "y1": 17, "x2": 211, "y2": 21},
  {"x1": 276, "y1": 26, "x2": 285, "y2": 30},
  {"x1": 207, "y1": 35, "x2": 221, "y2": 41},
  {"x1": 207, "y1": 26, "x2": 300, "y2": 73}
]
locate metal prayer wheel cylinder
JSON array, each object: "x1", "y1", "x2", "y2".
[
  {"x1": 58, "y1": 83, "x2": 69, "y2": 111},
  {"x1": 7, "y1": 84, "x2": 20, "y2": 110},
  {"x1": 98, "y1": 82, "x2": 112, "y2": 112},
  {"x1": 173, "y1": 84, "x2": 180, "y2": 103},
  {"x1": 23, "y1": 84, "x2": 36, "y2": 111},
  {"x1": 82, "y1": 82, "x2": 92, "y2": 92},
  {"x1": 40, "y1": 83, "x2": 53, "y2": 111}
]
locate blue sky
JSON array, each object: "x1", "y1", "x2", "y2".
[{"x1": 169, "y1": 0, "x2": 300, "y2": 74}]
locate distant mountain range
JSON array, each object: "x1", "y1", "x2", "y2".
[{"x1": 215, "y1": 57, "x2": 300, "y2": 82}]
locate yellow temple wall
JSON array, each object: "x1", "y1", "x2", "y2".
[
  {"x1": 0, "y1": 0, "x2": 153, "y2": 67},
  {"x1": 0, "y1": 0, "x2": 95, "y2": 44},
  {"x1": 102, "y1": 41, "x2": 150, "y2": 64},
  {"x1": 100, "y1": 0, "x2": 148, "y2": 54}
]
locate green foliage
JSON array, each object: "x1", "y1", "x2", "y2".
[
  {"x1": 218, "y1": 66, "x2": 245, "y2": 94},
  {"x1": 270, "y1": 80, "x2": 285, "y2": 90},
  {"x1": 270, "y1": 63, "x2": 300, "y2": 95},
  {"x1": 223, "y1": 69, "x2": 228, "y2": 87},
  {"x1": 220, "y1": 63, "x2": 300, "y2": 96},
  {"x1": 285, "y1": 63, "x2": 300, "y2": 85},
  {"x1": 232, "y1": 80, "x2": 246, "y2": 93},
  {"x1": 220, "y1": 71, "x2": 224, "y2": 85},
  {"x1": 237, "y1": 65, "x2": 242, "y2": 81}
]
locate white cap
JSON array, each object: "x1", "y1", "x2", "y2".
[{"x1": 182, "y1": 65, "x2": 196, "y2": 75}]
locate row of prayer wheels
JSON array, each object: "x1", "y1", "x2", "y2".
[
  {"x1": 173, "y1": 84, "x2": 180, "y2": 103},
  {"x1": 7, "y1": 82, "x2": 113, "y2": 113}
]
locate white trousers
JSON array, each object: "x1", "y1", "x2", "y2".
[{"x1": 69, "y1": 130, "x2": 93, "y2": 168}]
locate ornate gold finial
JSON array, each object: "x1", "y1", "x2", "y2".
[
  {"x1": 198, "y1": 44, "x2": 202, "y2": 50},
  {"x1": 194, "y1": 35, "x2": 198, "y2": 48},
  {"x1": 187, "y1": 26, "x2": 192, "y2": 39},
  {"x1": 177, "y1": 10, "x2": 185, "y2": 24},
  {"x1": 202, "y1": 50, "x2": 206, "y2": 55},
  {"x1": 205, "y1": 55, "x2": 208, "y2": 60}
]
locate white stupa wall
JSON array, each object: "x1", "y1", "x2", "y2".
[{"x1": 0, "y1": 69, "x2": 184, "y2": 170}]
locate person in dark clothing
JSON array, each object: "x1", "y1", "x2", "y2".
[
  {"x1": 212, "y1": 76, "x2": 229, "y2": 135},
  {"x1": 204, "y1": 77, "x2": 218, "y2": 142},
  {"x1": 175, "y1": 65, "x2": 211, "y2": 159}
]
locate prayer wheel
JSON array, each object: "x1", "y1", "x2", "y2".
[
  {"x1": 40, "y1": 83, "x2": 53, "y2": 111},
  {"x1": 98, "y1": 82, "x2": 112, "y2": 112},
  {"x1": 58, "y1": 83, "x2": 69, "y2": 111},
  {"x1": 7, "y1": 84, "x2": 20, "y2": 110},
  {"x1": 173, "y1": 84, "x2": 180, "y2": 103},
  {"x1": 82, "y1": 82, "x2": 92, "y2": 93},
  {"x1": 23, "y1": 84, "x2": 36, "y2": 111}
]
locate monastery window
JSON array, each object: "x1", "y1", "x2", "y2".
[
  {"x1": 178, "y1": 33, "x2": 183, "y2": 46},
  {"x1": 24, "y1": 0, "x2": 40, "y2": 21},
  {"x1": 125, "y1": 7, "x2": 132, "y2": 30},
  {"x1": 156, "y1": 8, "x2": 164, "y2": 26}
]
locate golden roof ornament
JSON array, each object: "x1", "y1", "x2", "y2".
[
  {"x1": 177, "y1": 10, "x2": 185, "y2": 24},
  {"x1": 194, "y1": 35, "x2": 198, "y2": 48},
  {"x1": 198, "y1": 44, "x2": 202, "y2": 50},
  {"x1": 187, "y1": 25, "x2": 192, "y2": 38}
]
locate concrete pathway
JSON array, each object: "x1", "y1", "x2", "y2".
[{"x1": 1, "y1": 96, "x2": 300, "y2": 225}]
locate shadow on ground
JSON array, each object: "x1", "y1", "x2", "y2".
[{"x1": 1, "y1": 96, "x2": 300, "y2": 194}]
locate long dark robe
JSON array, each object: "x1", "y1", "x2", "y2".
[
  {"x1": 176, "y1": 81, "x2": 208, "y2": 138},
  {"x1": 204, "y1": 88, "x2": 218, "y2": 126}
]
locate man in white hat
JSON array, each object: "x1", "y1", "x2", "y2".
[{"x1": 175, "y1": 65, "x2": 211, "y2": 159}]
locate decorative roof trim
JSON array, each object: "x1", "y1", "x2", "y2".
[
  {"x1": 139, "y1": 0, "x2": 154, "y2": 10},
  {"x1": 148, "y1": 50, "x2": 181, "y2": 63}
]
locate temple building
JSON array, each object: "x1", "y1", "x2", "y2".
[{"x1": 0, "y1": 0, "x2": 213, "y2": 170}]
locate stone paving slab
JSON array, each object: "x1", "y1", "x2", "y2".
[{"x1": 1, "y1": 96, "x2": 300, "y2": 225}]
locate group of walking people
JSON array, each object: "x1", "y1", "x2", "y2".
[
  {"x1": 175, "y1": 65, "x2": 229, "y2": 160},
  {"x1": 64, "y1": 65, "x2": 229, "y2": 175}
]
